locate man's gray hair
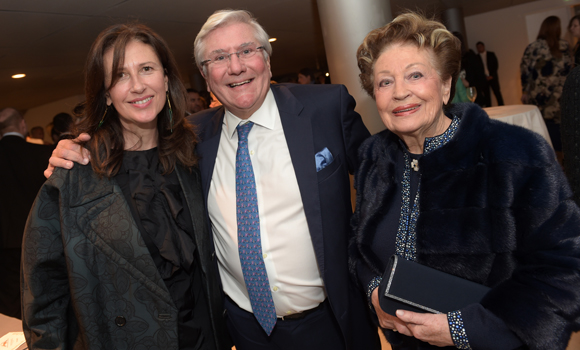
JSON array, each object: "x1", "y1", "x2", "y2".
[{"x1": 194, "y1": 9, "x2": 272, "y2": 76}]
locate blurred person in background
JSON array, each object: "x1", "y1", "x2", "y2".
[
  {"x1": 568, "y1": 15, "x2": 580, "y2": 67},
  {"x1": 50, "y1": 112, "x2": 75, "y2": 143},
  {"x1": 187, "y1": 88, "x2": 206, "y2": 115},
  {"x1": 521, "y1": 15, "x2": 572, "y2": 153},
  {"x1": 0, "y1": 108, "x2": 53, "y2": 319}
]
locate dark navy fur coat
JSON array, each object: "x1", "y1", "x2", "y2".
[{"x1": 350, "y1": 103, "x2": 580, "y2": 349}]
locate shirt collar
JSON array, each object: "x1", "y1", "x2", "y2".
[
  {"x1": 223, "y1": 88, "x2": 277, "y2": 139},
  {"x1": 2, "y1": 132, "x2": 25, "y2": 139}
]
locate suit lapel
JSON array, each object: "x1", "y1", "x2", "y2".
[
  {"x1": 272, "y1": 85, "x2": 326, "y2": 278},
  {"x1": 176, "y1": 166, "x2": 212, "y2": 274},
  {"x1": 196, "y1": 108, "x2": 225, "y2": 201}
]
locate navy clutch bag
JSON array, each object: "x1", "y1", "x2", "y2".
[{"x1": 378, "y1": 255, "x2": 490, "y2": 315}]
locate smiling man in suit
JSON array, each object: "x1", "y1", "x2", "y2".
[{"x1": 190, "y1": 9, "x2": 378, "y2": 350}]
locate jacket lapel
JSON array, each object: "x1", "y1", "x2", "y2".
[
  {"x1": 196, "y1": 108, "x2": 225, "y2": 202},
  {"x1": 175, "y1": 165, "x2": 212, "y2": 275},
  {"x1": 99, "y1": 176, "x2": 172, "y2": 302},
  {"x1": 272, "y1": 85, "x2": 326, "y2": 278}
]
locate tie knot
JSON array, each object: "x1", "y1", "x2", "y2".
[{"x1": 237, "y1": 121, "x2": 254, "y2": 141}]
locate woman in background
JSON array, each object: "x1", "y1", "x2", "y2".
[
  {"x1": 520, "y1": 15, "x2": 572, "y2": 152},
  {"x1": 568, "y1": 15, "x2": 580, "y2": 67},
  {"x1": 561, "y1": 65, "x2": 580, "y2": 205},
  {"x1": 21, "y1": 23, "x2": 229, "y2": 350}
]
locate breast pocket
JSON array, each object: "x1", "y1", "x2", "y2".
[{"x1": 316, "y1": 153, "x2": 343, "y2": 183}]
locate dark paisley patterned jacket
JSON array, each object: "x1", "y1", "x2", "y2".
[{"x1": 21, "y1": 163, "x2": 229, "y2": 350}]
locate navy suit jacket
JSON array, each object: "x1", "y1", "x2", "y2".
[
  {"x1": 189, "y1": 83, "x2": 379, "y2": 349},
  {"x1": 0, "y1": 135, "x2": 54, "y2": 248}
]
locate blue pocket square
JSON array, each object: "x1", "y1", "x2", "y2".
[{"x1": 315, "y1": 147, "x2": 334, "y2": 172}]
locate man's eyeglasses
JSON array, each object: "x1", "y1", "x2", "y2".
[{"x1": 201, "y1": 45, "x2": 265, "y2": 67}]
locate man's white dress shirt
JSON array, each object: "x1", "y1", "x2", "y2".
[
  {"x1": 480, "y1": 51, "x2": 489, "y2": 77},
  {"x1": 207, "y1": 89, "x2": 325, "y2": 316}
]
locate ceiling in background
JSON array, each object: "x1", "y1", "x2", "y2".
[{"x1": 0, "y1": 0, "x2": 539, "y2": 112}]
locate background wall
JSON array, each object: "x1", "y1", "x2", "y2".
[
  {"x1": 464, "y1": 0, "x2": 580, "y2": 107},
  {"x1": 20, "y1": 0, "x2": 580, "y2": 134}
]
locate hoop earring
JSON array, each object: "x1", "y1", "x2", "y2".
[
  {"x1": 166, "y1": 92, "x2": 173, "y2": 133},
  {"x1": 96, "y1": 106, "x2": 109, "y2": 131}
]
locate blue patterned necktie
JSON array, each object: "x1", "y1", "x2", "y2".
[{"x1": 235, "y1": 121, "x2": 277, "y2": 335}]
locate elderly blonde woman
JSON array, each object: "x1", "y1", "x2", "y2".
[{"x1": 350, "y1": 12, "x2": 580, "y2": 349}]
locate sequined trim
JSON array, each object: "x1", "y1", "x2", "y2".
[
  {"x1": 367, "y1": 276, "x2": 382, "y2": 309},
  {"x1": 423, "y1": 115, "x2": 460, "y2": 155},
  {"x1": 395, "y1": 152, "x2": 420, "y2": 261},
  {"x1": 395, "y1": 115, "x2": 460, "y2": 263},
  {"x1": 448, "y1": 310, "x2": 471, "y2": 349}
]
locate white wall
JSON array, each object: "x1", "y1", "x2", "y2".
[
  {"x1": 464, "y1": 0, "x2": 580, "y2": 106},
  {"x1": 23, "y1": 94, "x2": 84, "y2": 142}
]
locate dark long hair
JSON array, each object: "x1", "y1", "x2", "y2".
[
  {"x1": 537, "y1": 16, "x2": 563, "y2": 59},
  {"x1": 77, "y1": 22, "x2": 197, "y2": 178}
]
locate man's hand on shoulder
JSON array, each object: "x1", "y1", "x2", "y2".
[{"x1": 44, "y1": 133, "x2": 92, "y2": 179}]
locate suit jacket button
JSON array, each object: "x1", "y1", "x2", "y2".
[
  {"x1": 211, "y1": 251, "x2": 216, "y2": 261},
  {"x1": 115, "y1": 316, "x2": 126, "y2": 327}
]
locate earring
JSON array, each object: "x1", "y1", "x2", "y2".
[
  {"x1": 166, "y1": 92, "x2": 173, "y2": 133},
  {"x1": 96, "y1": 106, "x2": 109, "y2": 131}
]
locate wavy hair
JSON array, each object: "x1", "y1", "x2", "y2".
[
  {"x1": 357, "y1": 12, "x2": 461, "y2": 109},
  {"x1": 77, "y1": 22, "x2": 197, "y2": 178}
]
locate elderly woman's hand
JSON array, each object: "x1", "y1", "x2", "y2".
[
  {"x1": 395, "y1": 310, "x2": 454, "y2": 347},
  {"x1": 371, "y1": 289, "x2": 410, "y2": 333}
]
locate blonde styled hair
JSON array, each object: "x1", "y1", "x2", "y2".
[{"x1": 357, "y1": 12, "x2": 461, "y2": 106}]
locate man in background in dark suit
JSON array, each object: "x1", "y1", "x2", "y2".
[
  {"x1": 0, "y1": 107, "x2": 53, "y2": 319},
  {"x1": 477, "y1": 41, "x2": 504, "y2": 106}
]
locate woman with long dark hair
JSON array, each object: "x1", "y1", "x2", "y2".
[{"x1": 21, "y1": 23, "x2": 229, "y2": 350}]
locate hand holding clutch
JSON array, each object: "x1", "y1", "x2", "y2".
[
  {"x1": 378, "y1": 255, "x2": 490, "y2": 315},
  {"x1": 371, "y1": 288, "x2": 409, "y2": 333},
  {"x1": 395, "y1": 310, "x2": 454, "y2": 347}
]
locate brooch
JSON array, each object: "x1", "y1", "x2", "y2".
[{"x1": 411, "y1": 159, "x2": 419, "y2": 172}]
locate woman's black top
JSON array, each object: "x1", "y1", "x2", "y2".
[{"x1": 115, "y1": 148, "x2": 215, "y2": 350}]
